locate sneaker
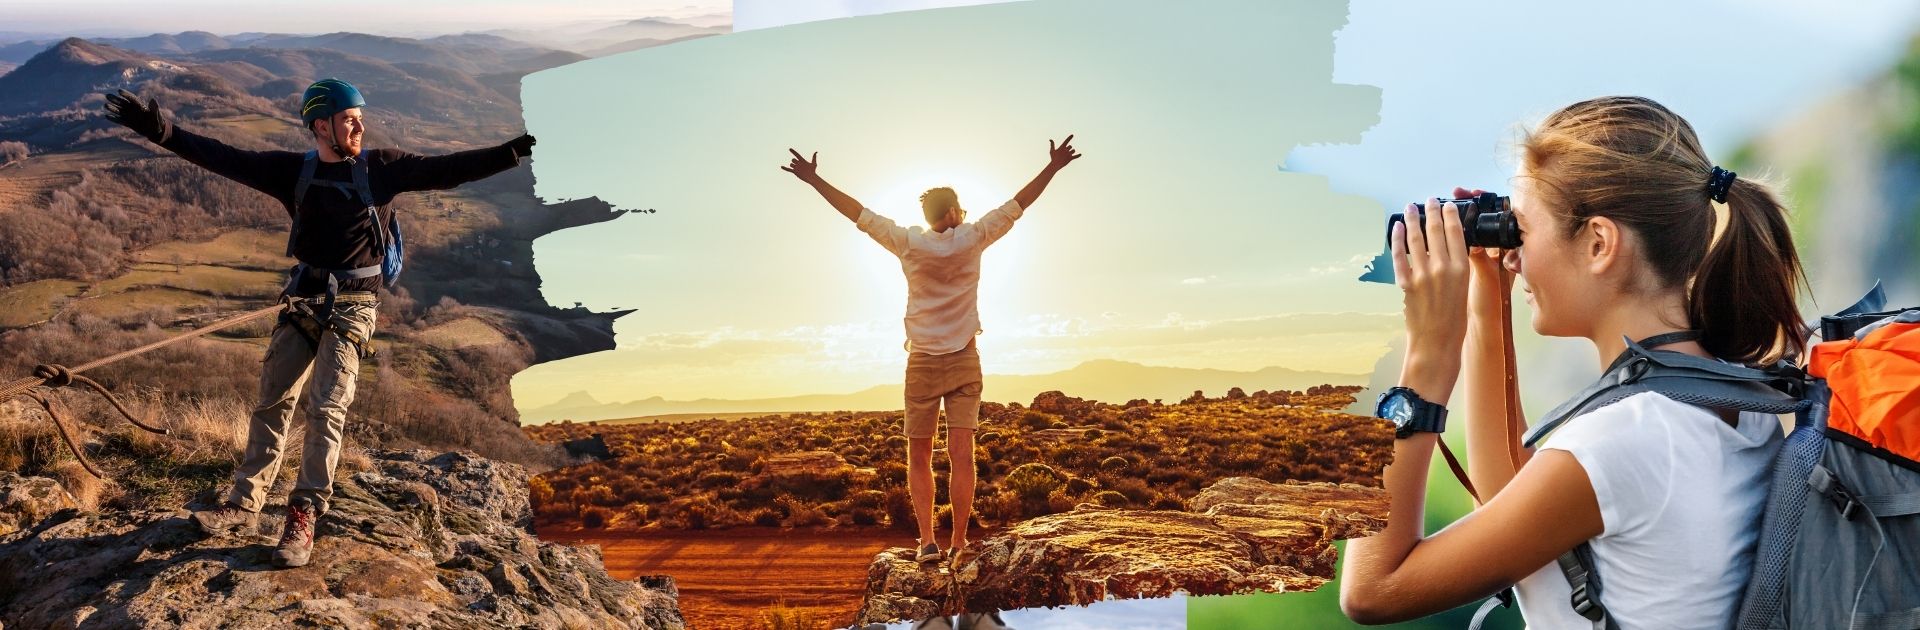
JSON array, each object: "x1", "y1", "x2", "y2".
[
  {"x1": 272, "y1": 498, "x2": 318, "y2": 568},
  {"x1": 911, "y1": 616, "x2": 955, "y2": 630},
  {"x1": 957, "y1": 611, "x2": 1014, "y2": 630},
  {"x1": 914, "y1": 541, "x2": 944, "y2": 564},
  {"x1": 947, "y1": 540, "x2": 975, "y2": 567},
  {"x1": 189, "y1": 501, "x2": 258, "y2": 536}
]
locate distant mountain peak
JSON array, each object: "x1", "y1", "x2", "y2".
[
  {"x1": 45, "y1": 37, "x2": 138, "y2": 65},
  {"x1": 552, "y1": 390, "x2": 602, "y2": 407}
]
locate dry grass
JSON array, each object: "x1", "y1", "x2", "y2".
[
  {"x1": 338, "y1": 439, "x2": 375, "y2": 475},
  {"x1": 47, "y1": 459, "x2": 105, "y2": 509},
  {"x1": 0, "y1": 401, "x2": 69, "y2": 475},
  {"x1": 0, "y1": 386, "x2": 388, "y2": 512},
  {"x1": 528, "y1": 387, "x2": 1387, "y2": 532},
  {"x1": 414, "y1": 316, "x2": 512, "y2": 349},
  {"x1": 757, "y1": 601, "x2": 825, "y2": 630}
]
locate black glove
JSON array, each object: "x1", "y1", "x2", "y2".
[
  {"x1": 507, "y1": 133, "x2": 536, "y2": 158},
  {"x1": 103, "y1": 89, "x2": 168, "y2": 143}
]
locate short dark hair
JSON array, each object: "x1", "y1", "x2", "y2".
[{"x1": 920, "y1": 187, "x2": 958, "y2": 223}]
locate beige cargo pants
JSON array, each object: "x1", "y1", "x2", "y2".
[{"x1": 226, "y1": 293, "x2": 376, "y2": 516}]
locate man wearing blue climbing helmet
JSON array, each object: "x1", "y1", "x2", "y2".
[
  {"x1": 103, "y1": 78, "x2": 536, "y2": 571},
  {"x1": 300, "y1": 78, "x2": 367, "y2": 161}
]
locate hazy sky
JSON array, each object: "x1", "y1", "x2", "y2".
[
  {"x1": 733, "y1": 0, "x2": 1003, "y2": 31},
  {"x1": 512, "y1": 0, "x2": 1920, "y2": 409},
  {"x1": 0, "y1": 0, "x2": 730, "y2": 37},
  {"x1": 514, "y1": 0, "x2": 1396, "y2": 407}
]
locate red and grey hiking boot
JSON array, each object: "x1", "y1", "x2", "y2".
[
  {"x1": 190, "y1": 501, "x2": 258, "y2": 536},
  {"x1": 272, "y1": 498, "x2": 318, "y2": 568}
]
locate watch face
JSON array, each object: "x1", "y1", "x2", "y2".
[{"x1": 1380, "y1": 392, "x2": 1413, "y2": 427}]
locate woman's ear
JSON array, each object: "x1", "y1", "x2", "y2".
[{"x1": 1584, "y1": 216, "x2": 1624, "y2": 276}]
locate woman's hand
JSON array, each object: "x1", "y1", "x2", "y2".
[
  {"x1": 1456, "y1": 186, "x2": 1511, "y2": 327},
  {"x1": 1392, "y1": 197, "x2": 1472, "y2": 400}
]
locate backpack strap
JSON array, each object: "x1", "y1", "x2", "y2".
[
  {"x1": 1466, "y1": 588, "x2": 1514, "y2": 630},
  {"x1": 289, "y1": 150, "x2": 319, "y2": 257},
  {"x1": 289, "y1": 150, "x2": 387, "y2": 257},
  {"x1": 1522, "y1": 334, "x2": 1806, "y2": 449},
  {"x1": 1559, "y1": 543, "x2": 1619, "y2": 630},
  {"x1": 345, "y1": 151, "x2": 389, "y2": 252}
]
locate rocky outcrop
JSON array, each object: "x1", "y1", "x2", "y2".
[
  {"x1": 0, "y1": 449, "x2": 682, "y2": 629},
  {"x1": 1028, "y1": 391, "x2": 1097, "y2": 418},
  {"x1": 854, "y1": 477, "x2": 1388, "y2": 623},
  {"x1": 0, "y1": 473, "x2": 76, "y2": 538},
  {"x1": 758, "y1": 450, "x2": 850, "y2": 478}
]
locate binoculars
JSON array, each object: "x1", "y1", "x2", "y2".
[{"x1": 1385, "y1": 192, "x2": 1521, "y2": 249}]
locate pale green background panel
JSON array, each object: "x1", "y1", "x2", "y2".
[{"x1": 515, "y1": 0, "x2": 1401, "y2": 408}]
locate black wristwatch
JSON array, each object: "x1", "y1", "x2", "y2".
[{"x1": 1375, "y1": 386, "x2": 1447, "y2": 439}]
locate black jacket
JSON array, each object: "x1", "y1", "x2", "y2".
[{"x1": 156, "y1": 125, "x2": 522, "y2": 294}]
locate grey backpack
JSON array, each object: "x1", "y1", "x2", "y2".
[{"x1": 1735, "y1": 286, "x2": 1920, "y2": 630}]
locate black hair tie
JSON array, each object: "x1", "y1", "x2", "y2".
[{"x1": 1706, "y1": 166, "x2": 1737, "y2": 203}]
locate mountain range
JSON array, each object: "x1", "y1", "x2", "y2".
[
  {"x1": 0, "y1": 17, "x2": 726, "y2": 77},
  {"x1": 523, "y1": 359, "x2": 1369, "y2": 424}
]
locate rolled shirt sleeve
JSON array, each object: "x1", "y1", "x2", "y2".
[
  {"x1": 855, "y1": 207, "x2": 911, "y2": 257},
  {"x1": 974, "y1": 199, "x2": 1025, "y2": 248}
]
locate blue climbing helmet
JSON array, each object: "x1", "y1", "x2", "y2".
[{"x1": 299, "y1": 78, "x2": 365, "y2": 127}]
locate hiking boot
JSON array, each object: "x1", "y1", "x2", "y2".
[
  {"x1": 958, "y1": 611, "x2": 1015, "y2": 630},
  {"x1": 272, "y1": 498, "x2": 318, "y2": 568},
  {"x1": 190, "y1": 501, "x2": 258, "y2": 536},
  {"x1": 911, "y1": 616, "x2": 955, "y2": 630}
]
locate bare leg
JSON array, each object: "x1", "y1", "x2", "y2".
[
  {"x1": 947, "y1": 426, "x2": 976, "y2": 550},
  {"x1": 908, "y1": 435, "x2": 937, "y2": 548}
]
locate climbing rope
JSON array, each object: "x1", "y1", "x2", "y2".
[{"x1": 1, "y1": 301, "x2": 290, "y2": 478}]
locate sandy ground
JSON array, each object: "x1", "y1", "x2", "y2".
[{"x1": 539, "y1": 526, "x2": 948, "y2": 629}]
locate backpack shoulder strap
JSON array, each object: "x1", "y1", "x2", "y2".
[
  {"x1": 1523, "y1": 335, "x2": 1806, "y2": 448},
  {"x1": 348, "y1": 150, "x2": 374, "y2": 208},
  {"x1": 293, "y1": 150, "x2": 320, "y2": 208},
  {"x1": 289, "y1": 150, "x2": 319, "y2": 257},
  {"x1": 1559, "y1": 543, "x2": 1621, "y2": 630},
  {"x1": 347, "y1": 150, "x2": 390, "y2": 251}
]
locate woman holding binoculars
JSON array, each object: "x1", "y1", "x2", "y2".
[{"x1": 1338, "y1": 96, "x2": 1807, "y2": 628}]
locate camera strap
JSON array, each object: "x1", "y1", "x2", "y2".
[{"x1": 1465, "y1": 266, "x2": 1527, "y2": 629}]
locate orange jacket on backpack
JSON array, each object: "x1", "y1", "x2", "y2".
[{"x1": 1808, "y1": 317, "x2": 1920, "y2": 464}]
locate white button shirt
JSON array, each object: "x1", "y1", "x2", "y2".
[{"x1": 855, "y1": 199, "x2": 1024, "y2": 355}]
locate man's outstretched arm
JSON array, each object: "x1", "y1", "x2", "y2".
[
  {"x1": 103, "y1": 89, "x2": 299, "y2": 203},
  {"x1": 781, "y1": 148, "x2": 864, "y2": 222},
  {"x1": 386, "y1": 134, "x2": 534, "y2": 193},
  {"x1": 978, "y1": 135, "x2": 1082, "y2": 246},
  {"x1": 1012, "y1": 135, "x2": 1082, "y2": 210},
  {"x1": 783, "y1": 148, "x2": 908, "y2": 255}
]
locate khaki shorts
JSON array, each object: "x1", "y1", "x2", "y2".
[{"x1": 903, "y1": 339, "x2": 982, "y2": 439}]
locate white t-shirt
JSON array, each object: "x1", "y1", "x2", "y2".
[
  {"x1": 855, "y1": 199, "x2": 1024, "y2": 355},
  {"x1": 1515, "y1": 392, "x2": 1783, "y2": 629}
]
